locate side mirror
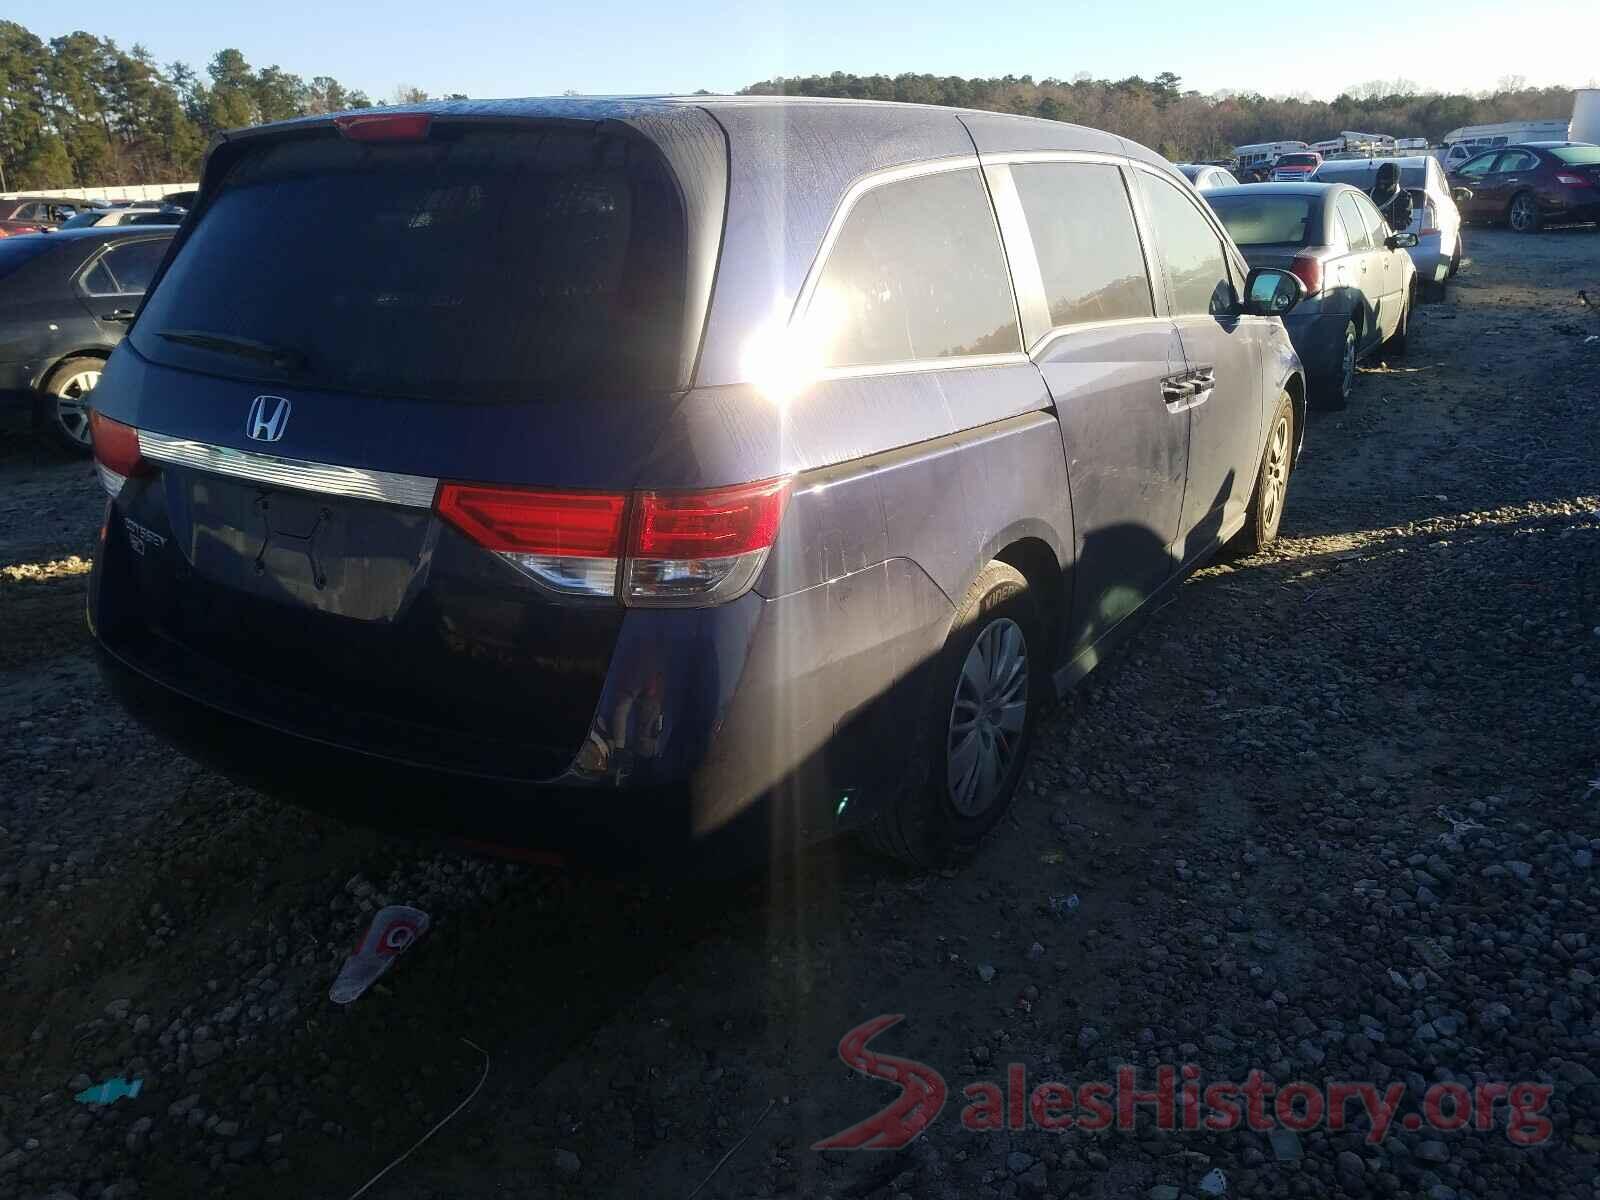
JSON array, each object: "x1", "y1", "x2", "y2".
[
  {"x1": 1386, "y1": 232, "x2": 1419, "y2": 249},
  {"x1": 1242, "y1": 267, "x2": 1306, "y2": 317},
  {"x1": 1451, "y1": 186, "x2": 1473, "y2": 204}
]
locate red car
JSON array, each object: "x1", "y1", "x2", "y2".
[
  {"x1": 1448, "y1": 142, "x2": 1600, "y2": 232},
  {"x1": 1271, "y1": 151, "x2": 1324, "y2": 181}
]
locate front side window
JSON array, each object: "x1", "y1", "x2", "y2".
[
  {"x1": 1337, "y1": 194, "x2": 1372, "y2": 250},
  {"x1": 1011, "y1": 162, "x2": 1153, "y2": 330},
  {"x1": 807, "y1": 168, "x2": 1020, "y2": 368},
  {"x1": 1138, "y1": 173, "x2": 1234, "y2": 317},
  {"x1": 1357, "y1": 195, "x2": 1391, "y2": 242}
]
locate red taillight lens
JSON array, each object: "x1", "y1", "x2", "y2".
[
  {"x1": 334, "y1": 112, "x2": 432, "y2": 143},
  {"x1": 435, "y1": 484, "x2": 625, "y2": 556},
  {"x1": 435, "y1": 478, "x2": 792, "y2": 605},
  {"x1": 1555, "y1": 173, "x2": 1592, "y2": 187},
  {"x1": 1288, "y1": 255, "x2": 1323, "y2": 297},
  {"x1": 90, "y1": 411, "x2": 150, "y2": 493},
  {"x1": 631, "y1": 479, "x2": 792, "y2": 560}
]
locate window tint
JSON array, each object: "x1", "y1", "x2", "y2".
[
  {"x1": 1456, "y1": 154, "x2": 1497, "y2": 178},
  {"x1": 1495, "y1": 150, "x2": 1538, "y2": 173},
  {"x1": 1208, "y1": 194, "x2": 1317, "y2": 246},
  {"x1": 1336, "y1": 194, "x2": 1371, "y2": 249},
  {"x1": 1011, "y1": 162, "x2": 1153, "y2": 330},
  {"x1": 1551, "y1": 144, "x2": 1600, "y2": 166},
  {"x1": 99, "y1": 240, "x2": 170, "y2": 294},
  {"x1": 131, "y1": 127, "x2": 688, "y2": 404},
  {"x1": 1138, "y1": 173, "x2": 1235, "y2": 317},
  {"x1": 807, "y1": 168, "x2": 1019, "y2": 367}
]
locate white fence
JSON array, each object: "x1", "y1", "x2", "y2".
[{"x1": 1, "y1": 183, "x2": 198, "y2": 203}]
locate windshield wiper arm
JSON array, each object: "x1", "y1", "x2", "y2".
[{"x1": 157, "y1": 329, "x2": 306, "y2": 371}]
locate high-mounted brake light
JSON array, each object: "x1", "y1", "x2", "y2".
[
  {"x1": 90, "y1": 411, "x2": 151, "y2": 496},
  {"x1": 334, "y1": 112, "x2": 433, "y2": 143},
  {"x1": 1288, "y1": 255, "x2": 1323, "y2": 297},
  {"x1": 434, "y1": 478, "x2": 792, "y2": 605}
]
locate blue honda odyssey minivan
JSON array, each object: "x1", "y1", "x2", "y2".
[{"x1": 88, "y1": 97, "x2": 1307, "y2": 868}]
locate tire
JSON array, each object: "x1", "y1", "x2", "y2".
[
  {"x1": 860, "y1": 561, "x2": 1042, "y2": 868},
  {"x1": 1507, "y1": 191, "x2": 1541, "y2": 234},
  {"x1": 1382, "y1": 287, "x2": 1410, "y2": 357},
  {"x1": 33, "y1": 357, "x2": 103, "y2": 455},
  {"x1": 1312, "y1": 318, "x2": 1357, "y2": 411},
  {"x1": 1448, "y1": 237, "x2": 1462, "y2": 277},
  {"x1": 1231, "y1": 390, "x2": 1294, "y2": 556}
]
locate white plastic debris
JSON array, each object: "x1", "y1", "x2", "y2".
[
  {"x1": 1200, "y1": 1167, "x2": 1229, "y2": 1195},
  {"x1": 330, "y1": 905, "x2": 430, "y2": 1005}
]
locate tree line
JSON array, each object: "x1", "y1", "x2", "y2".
[
  {"x1": 739, "y1": 72, "x2": 1580, "y2": 162},
  {"x1": 0, "y1": 19, "x2": 1583, "y2": 191}
]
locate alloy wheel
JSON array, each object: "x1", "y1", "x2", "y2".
[
  {"x1": 1340, "y1": 325, "x2": 1356, "y2": 398},
  {"x1": 51, "y1": 369, "x2": 101, "y2": 447},
  {"x1": 1509, "y1": 195, "x2": 1537, "y2": 232},
  {"x1": 1261, "y1": 411, "x2": 1290, "y2": 531},
  {"x1": 947, "y1": 617, "x2": 1029, "y2": 817}
]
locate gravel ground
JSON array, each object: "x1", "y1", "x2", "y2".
[{"x1": 2, "y1": 226, "x2": 1599, "y2": 1200}]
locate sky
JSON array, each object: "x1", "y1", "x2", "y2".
[{"x1": 29, "y1": 0, "x2": 1600, "y2": 105}]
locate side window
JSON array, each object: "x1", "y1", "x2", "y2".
[
  {"x1": 1456, "y1": 154, "x2": 1496, "y2": 178},
  {"x1": 1495, "y1": 150, "x2": 1537, "y2": 173},
  {"x1": 1137, "y1": 173, "x2": 1235, "y2": 317},
  {"x1": 1336, "y1": 194, "x2": 1371, "y2": 250},
  {"x1": 807, "y1": 168, "x2": 1020, "y2": 368},
  {"x1": 1010, "y1": 161, "x2": 1154, "y2": 330},
  {"x1": 1357, "y1": 195, "x2": 1390, "y2": 242},
  {"x1": 99, "y1": 240, "x2": 169, "y2": 295}
]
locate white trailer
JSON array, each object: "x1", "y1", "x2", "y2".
[{"x1": 1232, "y1": 140, "x2": 1310, "y2": 170}]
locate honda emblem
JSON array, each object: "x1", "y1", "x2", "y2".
[{"x1": 246, "y1": 395, "x2": 291, "y2": 443}]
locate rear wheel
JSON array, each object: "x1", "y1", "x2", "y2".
[
  {"x1": 34, "y1": 357, "x2": 102, "y2": 454},
  {"x1": 860, "y1": 561, "x2": 1041, "y2": 868},
  {"x1": 1231, "y1": 391, "x2": 1294, "y2": 556},
  {"x1": 1508, "y1": 191, "x2": 1541, "y2": 233},
  {"x1": 1312, "y1": 318, "x2": 1357, "y2": 411}
]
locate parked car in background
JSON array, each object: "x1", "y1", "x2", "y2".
[
  {"x1": 0, "y1": 197, "x2": 89, "y2": 235},
  {"x1": 87, "y1": 97, "x2": 1308, "y2": 871},
  {"x1": 57, "y1": 205, "x2": 184, "y2": 230},
  {"x1": 1312, "y1": 155, "x2": 1463, "y2": 297},
  {"x1": 1448, "y1": 142, "x2": 1600, "y2": 232},
  {"x1": 1206, "y1": 182, "x2": 1416, "y2": 409},
  {"x1": 0, "y1": 227, "x2": 173, "y2": 451},
  {"x1": 1176, "y1": 163, "x2": 1240, "y2": 189},
  {"x1": 1271, "y1": 151, "x2": 1323, "y2": 181}
]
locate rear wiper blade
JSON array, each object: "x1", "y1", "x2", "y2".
[{"x1": 157, "y1": 329, "x2": 306, "y2": 371}]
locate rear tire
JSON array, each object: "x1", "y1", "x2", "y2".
[
  {"x1": 1448, "y1": 237, "x2": 1462, "y2": 277},
  {"x1": 860, "y1": 561, "x2": 1042, "y2": 868},
  {"x1": 34, "y1": 357, "x2": 102, "y2": 455},
  {"x1": 1231, "y1": 391, "x2": 1294, "y2": 556},
  {"x1": 1311, "y1": 318, "x2": 1357, "y2": 411},
  {"x1": 1508, "y1": 191, "x2": 1541, "y2": 233}
]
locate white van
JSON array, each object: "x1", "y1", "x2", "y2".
[{"x1": 1437, "y1": 120, "x2": 1570, "y2": 168}]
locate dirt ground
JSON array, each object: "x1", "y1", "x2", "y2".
[{"x1": 2, "y1": 225, "x2": 1599, "y2": 1200}]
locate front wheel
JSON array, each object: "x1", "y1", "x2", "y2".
[
  {"x1": 860, "y1": 561, "x2": 1042, "y2": 868},
  {"x1": 1382, "y1": 287, "x2": 1410, "y2": 357},
  {"x1": 1231, "y1": 392, "x2": 1294, "y2": 556},
  {"x1": 34, "y1": 357, "x2": 103, "y2": 454},
  {"x1": 1508, "y1": 191, "x2": 1541, "y2": 233},
  {"x1": 1448, "y1": 237, "x2": 1462, "y2": 277}
]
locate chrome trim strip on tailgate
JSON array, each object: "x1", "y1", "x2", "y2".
[{"x1": 137, "y1": 430, "x2": 439, "y2": 508}]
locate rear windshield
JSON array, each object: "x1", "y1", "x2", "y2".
[
  {"x1": 1551, "y1": 145, "x2": 1600, "y2": 165},
  {"x1": 1276, "y1": 154, "x2": 1319, "y2": 167},
  {"x1": 1207, "y1": 195, "x2": 1318, "y2": 246},
  {"x1": 0, "y1": 236, "x2": 58, "y2": 279},
  {"x1": 131, "y1": 125, "x2": 688, "y2": 403},
  {"x1": 1315, "y1": 163, "x2": 1428, "y2": 189}
]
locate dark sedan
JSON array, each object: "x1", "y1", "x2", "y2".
[
  {"x1": 1448, "y1": 142, "x2": 1600, "y2": 232},
  {"x1": 0, "y1": 228, "x2": 173, "y2": 452},
  {"x1": 1205, "y1": 183, "x2": 1417, "y2": 408}
]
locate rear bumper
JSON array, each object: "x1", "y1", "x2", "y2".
[
  {"x1": 92, "y1": 531, "x2": 953, "y2": 865},
  {"x1": 1408, "y1": 234, "x2": 1448, "y2": 285},
  {"x1": 1282, "y1": 309, "x2": 1349, "y2": 379},
  {"x1": 1547, "y1": 194, "x2": 1600, "y2": 223}
]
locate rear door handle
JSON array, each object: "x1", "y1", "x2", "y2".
[{"x1": 102, "y1": 309, "x2": 136, "y2": 322}]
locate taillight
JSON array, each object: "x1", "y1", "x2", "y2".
[
  {"x1": 627, "y1": 479, "x2": 792, "y2": 606},
  {"x1": 1288, "y1": 255, "x2": 1323, "y2": 297},
  {"x1": 435, "y1": 478, "x2": 792, "y2": 606},
  {"x1": 436, "y1": 484, "x2": 626, "y2": 597},
  {"x1": 90, "y1": 411, "x2": 151, "y2": 496},
  {"x1": 1420, "y1": 204, "x2": 1439, "y2": 237},
  {"x1": 334, "y1": 112, "x2": 432, "y2": 143},
  {"x1": 1554, "y1": 173, "x2": 1592, "y2": 187}
]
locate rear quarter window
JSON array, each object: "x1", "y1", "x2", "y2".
[
  {"x1": 802, "y1": 168, "x2": 1019, "y2": 368},
  {"x1": 131, "y1": 126, "x2": 688, "y2": 404}
]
